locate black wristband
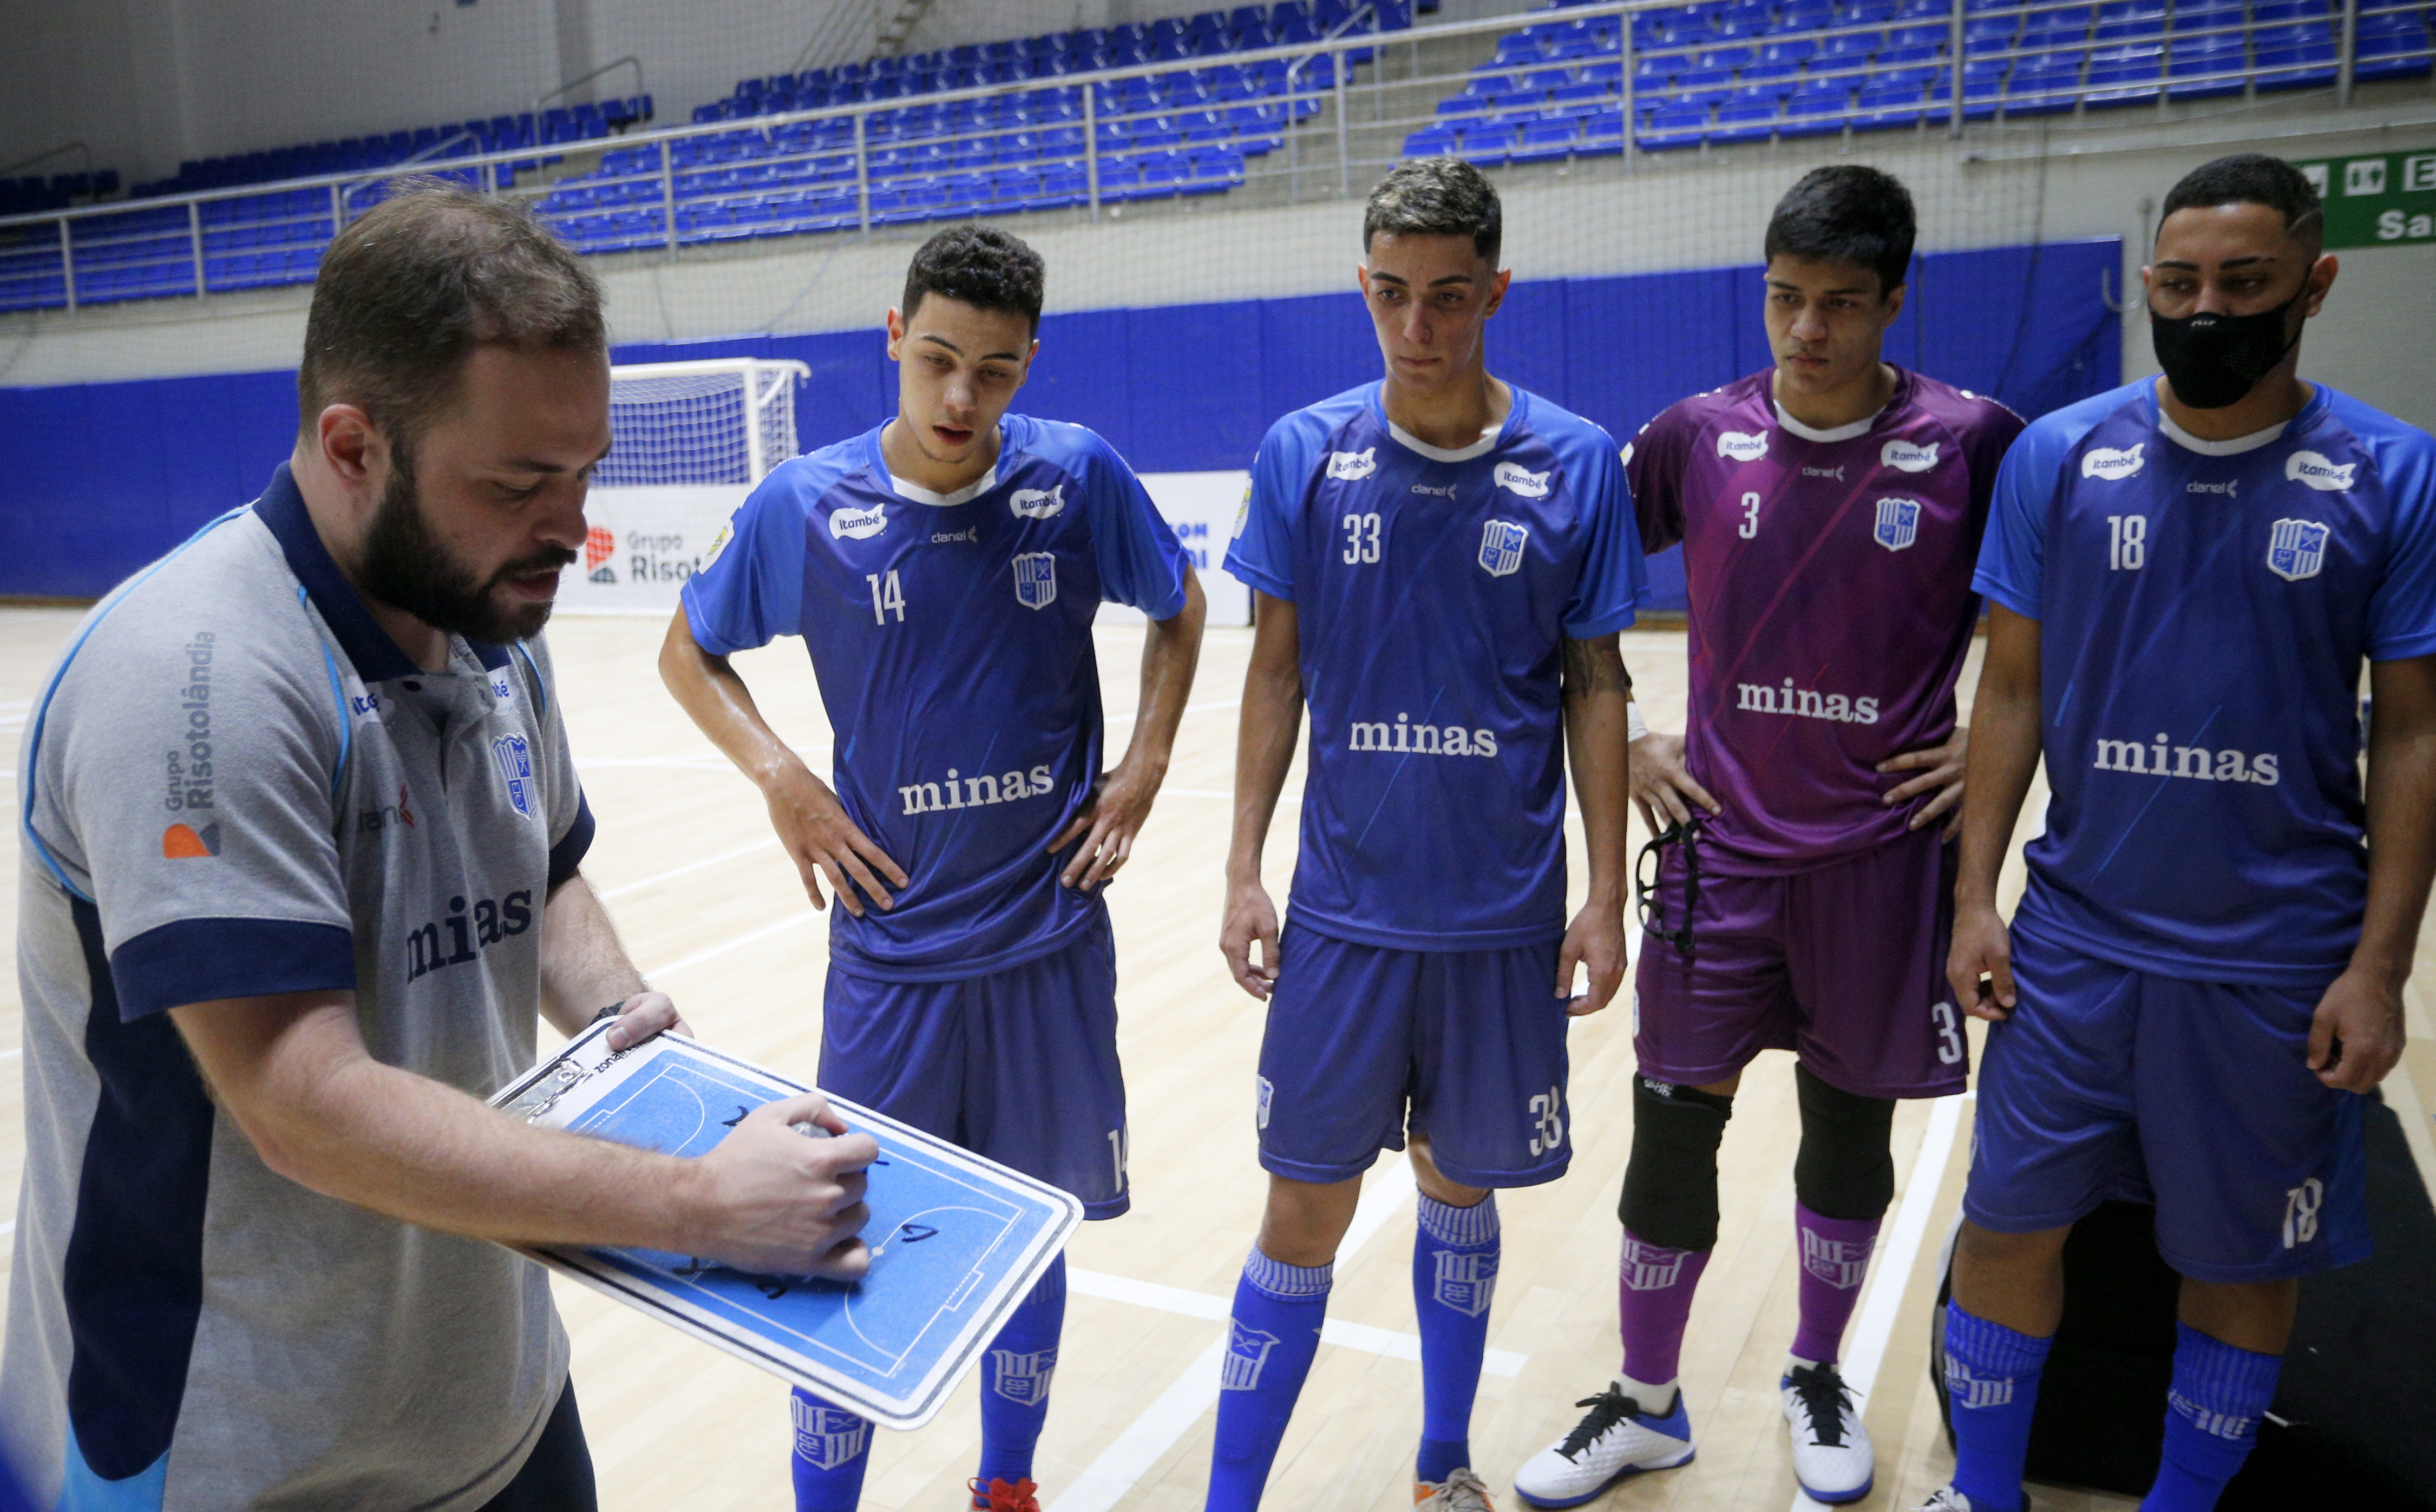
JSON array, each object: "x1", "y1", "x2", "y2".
[{"x1": 591, "y1": 1002, "x2": 627, "y2": 1026}]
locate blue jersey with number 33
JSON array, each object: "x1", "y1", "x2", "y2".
[
  {"x1": 1974, "y1": 378, "x2": 2436, "y2": 985},
  {"x1": 682, "y1": 416, "x2": 1189, "y2": 982},
  {"x1": 1227, "y1": 382, "x2": 1646, "y2": 951}
]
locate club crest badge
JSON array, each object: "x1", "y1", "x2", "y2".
[
  {"x1": 1432, "y1": 1251, "x2": 1500, "y2": 1318},
  {"x1": 1478, "y1": 519, "x2": 1529, "y2": 577},
  {"x1": 491, "y1": 733, "x2": 534, "y2": 818},
  {"x1": 791, "y1": 1399, "x2": 869, "y2": 1471},
  {"x1": 1873, "y1": 497, "x2": 1922, "y2": 552},
  {"x1": 2266, "y1": 517, "x2": 2329, "y2": 582},
  {"x1": 1013, "y1": 551, "x2": 1058, "y2": 609},
  {"x1": 1221, "y1": 1320, "x2": 1281, "y2": 1390},
  {"x1": 989, "y1": 1347, "x2": 1058, "y2": 1406},
  {"x1": 1327, "y1": 447, "x2": 1377, "y2": 481}
]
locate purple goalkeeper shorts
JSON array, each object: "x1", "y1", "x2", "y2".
[
  {"x1": 1963, "y1": 923, "x2": 2369, "y2": 1284},
  {"x1": 820, "y1": 912, "x2": 1128, "y2": 1218},
  {"x1": 1633, "y1": 826, "x2": 1966, "y2": 1098}
]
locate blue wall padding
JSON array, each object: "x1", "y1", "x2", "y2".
[{"x1": 0, "y1": 239, "x2": 2118, "y2": 603}]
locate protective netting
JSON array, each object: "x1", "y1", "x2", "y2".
[{"x1": 598, "y1": 359, "x2": 808, "y2": 486}]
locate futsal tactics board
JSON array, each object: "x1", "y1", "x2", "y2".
[{"x1": 490, "y1": 1022, "x2": 1082, "y2": 1429}]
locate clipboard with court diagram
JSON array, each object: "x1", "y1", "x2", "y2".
[{"x1": 489, "y1": 1021, "x2": 1083, "y2": 1430}]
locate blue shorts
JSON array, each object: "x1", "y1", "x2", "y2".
[
  {"x1": 820, "y1": 912, "x2": 1128, "y2": 1218},
  {"x1": 1255, "y1": 922, "x2": 1571, "y2": 1189},
  {"x1": 1964, "y1": 925, "x2": 2370, "y2": 1283}
]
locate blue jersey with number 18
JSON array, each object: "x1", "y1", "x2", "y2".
[
  {"x1": 681, "y1": 416, "x2": 1189, "y2": 983},
  {"x1": 1226, "y1": 381, "x2": 1646, "y2": 951},
  {"x1": 1974, "y1": 378, "x2": 2436, "y2": 985}
]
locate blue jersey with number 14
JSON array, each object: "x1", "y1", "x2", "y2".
[
  {"x1": 682, "y1": 416, "x2": 1189, "y2": 983},
  {"x1": 1974, "y1": 378, "x2": 2436, "y2": 985},
  {"x1": 1227, "y1": 381, "x2": 1645, "y2": 951}
]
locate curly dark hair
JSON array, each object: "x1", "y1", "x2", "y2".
[{"x1": 902, "y1": 222, "x2": 1047, "y2": 332}]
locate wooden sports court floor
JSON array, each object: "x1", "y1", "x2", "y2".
[{"x1": 1, "y1": 607, "x2": 2432, "y2": 1511}]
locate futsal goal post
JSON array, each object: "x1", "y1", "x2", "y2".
[{"x1": 557, "y1": 357, "x2": 810, "y2": 614}]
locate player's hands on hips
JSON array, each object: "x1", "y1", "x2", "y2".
[
  {"x1": 1629, "y1": 731, "x2": 1720, "y2": 837},
  {"x1": 1880, "y1": 723, "x2": 1969, "y2": 837},
  {"x1": 2307, "y1": 966, "x2": 2407, "y2": 1092},
  {"x1": 601, "y1": 990, "x2": 693, "y2": 1051},
  {"x1": 690, "y1": 1092, "x2": 879, "y2": 1279},
  {"x1": 760, "y1": 759, "x2": 907, "y2": 917},
  {"x1": 1946, "y1": 899, "x2": 2015, "y2": 1021},
  {"x1": 1049, "y1": 754, "x2": 1162, "y2": 890},
  {"x1": 1557, "y1": 899, "x2": 1627, "y2": 1017},
  {"x1": 1221, "y1": 873, "x2": 1282, "y2": 1000}
]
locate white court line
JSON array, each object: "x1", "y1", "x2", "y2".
[
  {"x1": 1104, "y1": 696, "x2": 1241, "y2": 729},
  {"x1": 0, "y1": 1048, "x2": 17, "y2": 1060},
  {"x1": 1785, "y1": 1090, "x2": 1968, "y2": 1512},
  {"x1": 1051, "y1": 1161, "x2": 1419, "y2": 1512},
  {"x1": 643, "y1": 911, "x2": 819, "y2": 979},
  {"x1": 1068, "y1": 1265, "x2": 1525, "y2": 1378},
  {"x1": 599, "y1": 838, "x2": 781, "y2": 901}
]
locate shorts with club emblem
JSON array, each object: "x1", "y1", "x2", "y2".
[
  {"x1": 1254, "y1": 922, "x2": 1572, "y2": 1189},
  {"x1": 1964, "y1": 921, "x2": 2370, "y2": 1283},
  {"x1": 1633, "y1": 825, "x2": 1966, "y2": 1098}
]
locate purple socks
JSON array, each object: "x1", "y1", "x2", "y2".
[
  {"x1": 1791, "y1": 1202, "x2": 1882, "y2": 1365},
  {"x1": 1618, "y1": 1228, "x2": 1711, "y2": 1385}
]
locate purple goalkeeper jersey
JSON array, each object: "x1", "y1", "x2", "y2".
[{"x1": 1629, "y1": 367, "x2": 2024, "y2": 871}]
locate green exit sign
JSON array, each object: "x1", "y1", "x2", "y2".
[{"x1": 2293, "y1": 149, "x2": 2436, "y2": 248}]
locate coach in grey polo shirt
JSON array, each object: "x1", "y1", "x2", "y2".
[{"x1": 2, "y1": 187, "x2": 875, "y2": 1511}]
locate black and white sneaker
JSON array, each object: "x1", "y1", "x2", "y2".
[
  {"x1": 1510, "y1": 1380, "x2": 1695, "y2": 1508},
  {"x1": 1781, "y1": 1363, "x2": 1873, "y2": 1503}
]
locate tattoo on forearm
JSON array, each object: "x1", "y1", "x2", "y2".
[{"x1": 1562, "y1": 639, "x2": 1633, "y2": 700}]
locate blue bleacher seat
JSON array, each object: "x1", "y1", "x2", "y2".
[
  {"x1": 2005, "y1": 54, "x2": 2086, "y2": 109},
  {"x1": 1511, "y1": 117, "x2": 1579, "y2": 161},
  {"x1": 2169, "y1": 35, "x2": 2248, "y2": 95},
  {"x1": 1713, "y1": 87, "x2": 1782, "y2": 140},
  {"x1": 1857, "y1": 78, "x2": 1930, "y2": 124},
  {"x1": 1783, "y1": 81, "x2": 1856, "y2": 133}
]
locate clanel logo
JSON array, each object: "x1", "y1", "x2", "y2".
[
  {"x1": 1717, "y1": 431, "x2": 1770, "y2": 463},
  {"x1": 830, "y1": 503, "x2": 887, "y2": 540},
  {"x1": 1803, "y1": 465, "x2": 1845, "y2": 481},
  {"x1": 1327, "y1": 446, "x2": 1377, "y2": 481},
  {"x1": 2188, "y1": 478, "x2": 2239, "y2": 497},
  {"x1": 1010, "y1": 483, "x2": 1065, "y2": 519},
  {"x1": 1881, "y1": 438, "x2": 1941, "y2": 472},
  {"x1": 932, "y1": 527, "x2": 978, "y2": 544},
  {"x1": 2083, "y1": 444, "x2": 2145, "y2": 481},
  {"x1": 1494, "y1": 461, "x2": 1550, "y2": 498},
  {"x1": 1410, "y1": 483, "x2": 1457, "y2": 498},
  {"x1": 2286, "y1": 450, "x2": 2356, "y2": 492}
]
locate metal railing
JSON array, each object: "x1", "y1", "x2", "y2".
[{"x1": 0, "y1": 0, "x2": 2425, "y2": 317}]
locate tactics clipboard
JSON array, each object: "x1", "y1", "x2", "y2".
[{"x1": 489, "y1": 1021, "x2": 1083, "y2": 1429}]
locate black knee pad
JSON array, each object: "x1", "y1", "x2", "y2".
[
  {"x1": 1793, "y1": 1062, "x2": 1896, "y2": 1221},
  {"x1": 1619, "y1": 1075, "x2": 1734, "y2": 1251}
]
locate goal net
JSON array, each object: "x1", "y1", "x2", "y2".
[{"x1": 558, "y1": 357, "x2": 809, "y2": 614}]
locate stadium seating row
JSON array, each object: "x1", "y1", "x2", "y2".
[
  {"x1": 129, "y1": 97, "x2": 655, "y2": 199},
  {"x1": 697, "y1": 1, "x2": 1415, "y2": 121},
  {"x1": 1400, "y1": 0, "x2": 2428, "y2": 154}
]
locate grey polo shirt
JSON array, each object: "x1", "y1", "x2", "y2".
[{"x1": 2, "y1": 463, "x2": 595, "y2": 1510}]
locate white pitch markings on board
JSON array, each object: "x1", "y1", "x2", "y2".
[{"x1": 1050, "y1": 1161, "x2": 1419, "y2": 1512}]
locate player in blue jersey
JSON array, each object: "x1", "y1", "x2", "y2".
[
  {"x1": 1921, "y1": 155, "x2": 2436, "y2": 1512},
  {"x1": 662, "y1": 225, "x2": 1207, "y2": 1512},
  {"x1": 1211, "y1": 159, "x2": 1643, "y2": 1512}
]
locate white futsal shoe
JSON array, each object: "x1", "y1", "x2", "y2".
[
  {"x1": 1910, "y1": 1489, "x2": 2036, "y2": 1511},
  {"x1": 1782, "y1": 1363, "x2": 1874, "y2": 1503},
  {"x1": 1510, "y1": 1380, "x2": 1695, "y2": 1508}
]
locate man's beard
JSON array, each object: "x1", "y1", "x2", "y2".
[{"x1": 355, "y1": 448, "x2": 575, "y2": 646}]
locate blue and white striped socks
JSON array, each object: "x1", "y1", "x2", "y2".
[
  {"x1": 1413, "y1": 1194, "x2": 1501, "y2": 1483},
  {"x1": 1205, "y1": 1249, "x2": 1333, "y2": 1512}
]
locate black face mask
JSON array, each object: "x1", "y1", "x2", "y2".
[{"x1": 2150, "y1": 290, "x2": 2303, "y2": 410}]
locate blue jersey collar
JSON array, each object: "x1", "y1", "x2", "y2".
[
  {"x1": 1365, "y1": 380, "x2": 1525, "y2": 461},
  {"x1": 252, "y1": 462, "x2": 514, "y2": 681}
]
